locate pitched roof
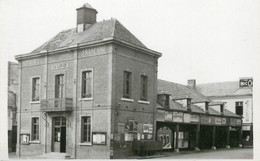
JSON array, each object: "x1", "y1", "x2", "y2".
[
  {"x1": 196, "y1": 81, "x2": 252, "y2": 97},
  {"x1": 31, "y1": 19, "x2": 146, "y2": 53},
  {"x1": 158, "y1": 79, "x2": 211, "y2": 103}
]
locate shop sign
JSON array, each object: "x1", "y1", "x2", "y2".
[
  {"x1": 190, "y1": 114, "x2": 199, "y2": 123},
  {"x1": 183, "y1": 113, "x2": 191, "y2": 123},
  {"x1": 222, "y1": 118, "x2": 226, "y2": 125},
  {"x1": 165, "y1": 111, "x2": 173, "y2": 122},
  {"x1": 215, "y1": 117, "x2": 222, "y2": 125},
  {"x1": 157, "y1": 109, "x2": 165, "y2": 122},
  {"x1": 230, "y1": 118, "x2": 236, "y2": 126},
  {"x1": 173, "y1": 112, "x2": 183, "y2": 122},
  {"x1": 242, "y1": 125, "x2": 250, "y2": 131},
  {"x1": 128, "y1": 120, "x2": 138, "y2": 132},
  {"x1": 236, "y1": 119, "x2": 242, "y2": 126},
  {"x1": 239, "y1": 78, "x2": 253, "y2": 88},
  {"x1": 200, "y1": 115, "x2": 210, "y2": 125}
]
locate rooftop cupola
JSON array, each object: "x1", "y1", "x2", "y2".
[{"x1": 76, "y1": 3, "x2": 98, "y2": 33}]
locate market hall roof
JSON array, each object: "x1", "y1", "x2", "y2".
[
  {"x1": 158, "y1": 79, "x2": 211, "y2": 103},
  {"x1": 196, "y1": 81, "x2": 253, "y2": 97}
]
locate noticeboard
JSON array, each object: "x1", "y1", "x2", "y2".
[
  {"x1": 92, "y1": 132, "x2": 106, "y2": 145},
  {"x1": 173, "y1": 112, "x2": 183, "y2": 122}
]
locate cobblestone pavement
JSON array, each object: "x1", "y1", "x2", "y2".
[
  {"x1": 8, "y1": 148, "x2": 253, "y2": 159},
  {"x1": 155, "y1": 148, "x2": 253, "y2": 159}
]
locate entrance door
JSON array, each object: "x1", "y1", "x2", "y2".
[{"x1": 52, "y1": 117, "x2": 66, "y2": 153}]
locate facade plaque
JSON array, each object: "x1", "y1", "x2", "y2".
[
  {"x1": 51, "y1": 62, "x2": 68, "y2": 70},
  {"x1": 173, "y1": 112, "x2": 183, "y2": 122}
]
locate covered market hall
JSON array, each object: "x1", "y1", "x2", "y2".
[{"x1": 156, "y1": 80, "x2": 242, "y2": 152}]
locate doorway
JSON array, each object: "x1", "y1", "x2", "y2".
[{"x1": 52, "y1": 117, "x2": 66, "y2": 153}]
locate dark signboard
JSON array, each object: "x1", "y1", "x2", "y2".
[{"x1": 239, "y1": 78, "x2": 253, "y2": 88}]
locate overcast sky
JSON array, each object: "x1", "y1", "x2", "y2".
[{"x1": 0, "y1": 0, "x2": 259, "y2": 84}]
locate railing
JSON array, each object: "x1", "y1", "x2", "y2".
[{"x1": 40, "y1": 98, "x2": 73, "y2": 112}]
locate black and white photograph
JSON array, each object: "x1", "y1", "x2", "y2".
[{"x1": 0, "y1": 0, "x2": 259, "y2": 160}]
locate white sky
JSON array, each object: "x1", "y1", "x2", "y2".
[{"x1": 1, "y1": 0, "x2": 260, "y2": 84}]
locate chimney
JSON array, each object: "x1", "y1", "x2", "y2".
[
  {"x1": 188, "y1": 79, "x2": 196, "y2": 88},
  {"x1": 76, "y1": 3, "x2": 98, "y2": 33}
]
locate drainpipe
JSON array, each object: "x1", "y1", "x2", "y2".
[
  {"x1": 17, "y1": 61, "x2": 22, "y2": 157},
  {"x1": 74, "y1": 44, "x2": 79, "y2": 159}
]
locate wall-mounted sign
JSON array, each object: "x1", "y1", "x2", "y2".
[
  {"x1": 239, "y1": 78, "x2": 253, "y2": 88},
  {"x1": 157, "y1": 109, "x2": 165, "y2": 122},
  {"x1": 183, "y1": 113, "x2": 191, "y2": 123},
  {"x1": 51, "y1": 62, "x2": 68, "y2": 70},
  {"x1": 173, "y1": 112, "x2": 183, "y2": 122},
  {"x1": 20, "y1": 134, "x2": 30, "y2": 144},
  {"x1": 92, "y1": 132, "x2": 106, "y2": 145},
  {"x1": 222, "y1": 118, "x2": 226, "y2": 125},
  {"x1": 190, "y1": 114, "x2": 199, "y2": 123},
  {"x1": 215, "y1": 117, "x2": 222, "y2": 125},
  {"x1": 165, "y1": 111, "x2": 173, "y2": 122},
  {"x1": 201, "y1": 115, "x2": 210, "y2": 125}
]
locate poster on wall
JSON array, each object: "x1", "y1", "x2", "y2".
[
  {"x1": 173, "y1": 112, "x2": 183, "y2": 122},
  {"x1": 128, "y1": 120, "x2": 138, "y2": 132},
  {"x1": 143, "y1": 124, "x2": 153, "y2": 134},
  {"x1": 20, "y1": 134, "x2": 30, "y2": 144},
  {"x1": 92, "y1": 132, "x2": 106, "y2": 145}
]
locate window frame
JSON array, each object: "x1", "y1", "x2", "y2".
[
  {"x1": 81, "y1": 116, "x2": 92, "y2": 143},
  {"x1": 123, "y1": 71, "x2": 132, "y2": 99},
  {"x1": 31, "y1": 76, "x2": 41, "y2": 102},
  {"x1": 235, "y1": 101, "x2": 243, "y2": 116},
  {"x1": 31, "y1": 117, "x2": 39, "y2": 141},
  {"x1": 82, "y1": 70, "x2": 93, "y2": 99},
  {"x1": 140, "y1": 75, "x2": 148, "y2": 101},
  {"x1": 55, "y1": 74, "x2": 65, "y2": 98}
]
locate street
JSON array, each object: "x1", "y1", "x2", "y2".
[{"x1": 155, "y1": 148, "x2": 253, "y2": 159}]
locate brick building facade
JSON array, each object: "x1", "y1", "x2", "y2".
[{"x1": 15, "y1": 3, "x2": 161, "y2": 159}]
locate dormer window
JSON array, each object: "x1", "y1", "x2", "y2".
[{"x1": 157, "y1": 94, "x2": 170, "y2": 108}]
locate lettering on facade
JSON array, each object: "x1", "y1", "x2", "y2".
[
  {"x1": 222, "y1": 118, "x2": 226, "y2": 125},
  {"x1": 80, "y1": 47, "x2": 106, "y2": 58},
  {"x1": 173, "y1": 112, "x2": 183, "y2": 122},
  {"x1": 215, "y1": 117, "x2": 222, "y2": 125},
  {"x1": 23, "y1": 58, "x2": 44, "y2": 66},
  {"x1": 245, "y1": 100, "x2": 250, "y2": 122},
  {"x1": 157, "y1": 110, "x2": 165, "y2": 122},
  {"x1": 51, "y1": 62, "x2": 68, "y2": 70},
  {"x1": 239, "y1": 78, "x2": 253, "y2": 88}
]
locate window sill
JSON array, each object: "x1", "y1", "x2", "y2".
[
  {"x1": 21, "y1": 142, "x2": 30, "y2": 145},
  {"x1": 138, "y1": 100, "x2": 150, "y2": 104},
  {"x1": 30, "y1": 101, "x2": 40, "y2": 104},
  {"x1": 78, "y1": 142, "x2": 92, "y2": 146},
  {"x1": 79, "y1": 98, "x2": 93, "y2": 101},
  {"x1": 29, "y1": 140, "x2": 40, "y2": 144},
  {"x1": 121, "y1": 98, "x2": 134, "y2": 102}
]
